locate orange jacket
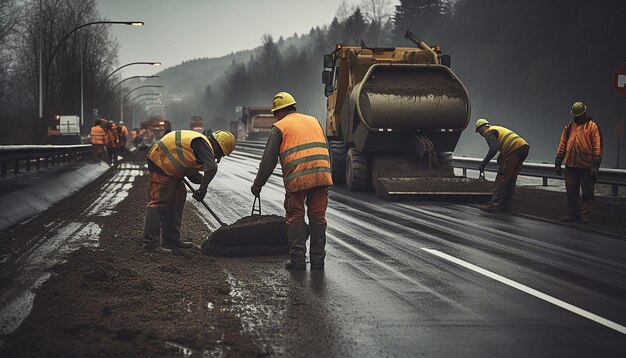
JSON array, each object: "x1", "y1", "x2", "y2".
[
  {"x1": 556, "y1": 118, "x2": 603, "y2": 168},
  {"x1": 105, "y1": 126, "x2": 119, "y2": 148},
  {"x1": 90, "y1": 126, "x2": 106, "y2": 145},
  {"x1": 273, "y1": 112, "x2": 333, "y2": 193}
]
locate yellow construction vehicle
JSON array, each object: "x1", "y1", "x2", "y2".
[{"x1": 322, "y1": 31, "x2": 491, "y2": 200}]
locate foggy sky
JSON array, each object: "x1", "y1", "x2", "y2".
[{"x1": 97, "y1": 0, "x2": 398, "y2": 78}]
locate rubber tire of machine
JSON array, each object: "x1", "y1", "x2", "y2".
[
  {"x1": 346, "y1": 147, "x2": 369, "y2": 191},
  {"x1": 329, "y1": 140, "x2": 347, "y2": 185}
]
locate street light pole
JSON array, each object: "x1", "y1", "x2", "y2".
[
  {"x1": 128, "y1": 93, "x2": 162, "y2": 129},
  {"x1": 122, "y1": 85, "x2": 164, "y2": 122},
  {"x1": 41, "y1": 21, "x2": 143, "y2": 121}
]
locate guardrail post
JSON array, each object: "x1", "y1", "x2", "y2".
[
  {"x1": 1, "y1": 161, "x2": 6, "y2": 176},
  {"x1": 36, "y1": 158, "x2": 41, "y2": 170},
  {"x1": 13, "y1": 160, "x2": 19, "y2": 175},
  {"x1": 543, "y1": 177, "x2": 548, "y2": 186},
  {"x1": 462, "y1": 168, "x2": 467, "y2": 177},
  {"x1": 612, "y1": 185, "x2": 619, "y2": 197},
  {"x1": 44, "y1": 156, "x2": 49, "y2": 168},
  {"x1": 26, "y1": 159, "x2": 31, "y2": 172}
]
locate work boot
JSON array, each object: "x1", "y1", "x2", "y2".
[
  {"x1": 285, "y1": 222, "x2": 307, "y2": 270},
  {"x1": 480, "y1": 204, "x2": 501, "y2": 213},
  {"x1": 581, "y1": 200, "x2": 593, "y2": 224},
  {"x1": 309, "y1": 223, "x2": 327, "y2": 269},
  {"x1": 163, "y1": 240, "x2": 194, "y2": 249},
  {"x1": 144, "y1": 246, "x2": 173, "y2": 254},
  {"x1": 560, "y1": 215, "x2": 580, "y2": 223},
  {"x1": 143, "y1": 207, "x2": 163, "y2": 249}
]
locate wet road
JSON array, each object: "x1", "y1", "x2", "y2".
[{"x1": 195, "y1": 145, "x2": 626, "y2": 357}]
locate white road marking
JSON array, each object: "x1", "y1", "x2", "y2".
[{"x1": 422, "y1": 248, "x2": 626, "y2": 335}]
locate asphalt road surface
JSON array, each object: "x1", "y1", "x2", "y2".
[{"x1": 195, "y1": 144, "x2": 626, "y2": 357}]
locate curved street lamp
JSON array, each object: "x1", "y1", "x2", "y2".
[
  {"x1": 102, "y1": 62, "x2": 161, "y2": 85},
  {"x1": 112, "y1": 75, "x2": 159, "y2": 91},
  {"x1": 129, "y1": 92, "x2": 162, "y2": 128},
  {"x1": 40, "y1": 20, "x2": 143, "y2": 120},
  {"x1": 121, "y1": 85, "x2": 163, "y2": 123}
]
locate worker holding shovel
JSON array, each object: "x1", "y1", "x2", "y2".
[
  {"x1": 142, "y1": 129, "x2": 236, "y2": 253},
  {"x1": 251, "y1": 92, "x2": 333, "y2": 270}
]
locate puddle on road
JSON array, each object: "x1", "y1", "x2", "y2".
[
  {"x1": 224, "y1": 273, "x2": 288, "y2": 355},
  {"x1": 0, "y1": 222, "x2": 101, "y2": 335},
  {"x1": 1, "y1": 164, "x2": 144, "y2": 335},
  {"x1": 87, "y1": 163, "x2": 143, "y2": 217}
]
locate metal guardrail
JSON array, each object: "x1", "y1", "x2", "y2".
[
  {"x1": 235, "y1": 141, "x2": 626, "y2": 196},
  {"x1": 453, "y1": 156, "x2": 626, "y2": 196},
  {"x1": 0, "y1": 144, "x2": 93, "y2": 176}
]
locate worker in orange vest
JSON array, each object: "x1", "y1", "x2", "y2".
[
  {"x1": 251, "y1": 92, "x2": 333, "y2": 270},
  {"x1": 143, "y1": 129, "x2": 236, "y2": 253},
  {"x1": 117, "y1": 120, "x2": 129, "y2": 154},
  {"x1": 90, "y1": 119, "x2": 106, "y2": 162},
  {"x1": 105, "y1": 120, "x2": 119, "y2": 165},
  {"x1": 555, "y1": 101, "x2": 603, "y2": 223}
]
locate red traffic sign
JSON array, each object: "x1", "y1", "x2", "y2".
[{"x1": 613, "y1": 62, "x2": 626, "y2": 99}]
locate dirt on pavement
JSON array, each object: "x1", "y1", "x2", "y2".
[{"x1": 0, "y1": 151, "x2": 264, "y2": 357}]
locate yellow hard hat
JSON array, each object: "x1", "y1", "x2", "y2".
[
  {"x1": 271, "y1": 91, "x2": 296, "y2": 112},
  {"x1": 212, "y1": 130, "x2": 236, "y2": 156},
  {"x1": 570, "y1": 101, "x2": 587, "y2": 117},
  {"x1": 475, "y1": 118, "x2": 490, "y2": 132}
]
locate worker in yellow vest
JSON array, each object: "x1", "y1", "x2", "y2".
[
  {"x1": 251, "y1": 92, "x2": 333, "y2": 270},
  {"x1": 143, "y1": 129, "x2": 236, "y2": 253},
  {"x1": 90, "y1": 119, "x2": 106, "y2": 162},
  {"x1": 475, "y1": 119, "x2": 530, "y2": 213}
]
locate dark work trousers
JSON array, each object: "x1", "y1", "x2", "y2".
[
  {"x1": 284, "y1": 186, "x2": 329, "y2": 263},
  {"x1": 490, "y1": 145, "x2": 530, "y2": 210},
  {"x1": 106, "y1": 146, "x2": 117, "y2": 165},
  {"x1": 142, "y1": 170, "x2": 187, "y2": 249},
  {"x1": 564, "y1": 167, "x2": 595, "y2": 219}
]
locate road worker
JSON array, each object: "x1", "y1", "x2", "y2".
[
  {"x1": 142, "y1": 129, "x2": 236, "y2": 253},
  {"x1": 555, "y1": 102, "x2": 603, "y2": 223},
  {"x1": 90, "y1": 119, "x2": 106, "y2": 162},
  {"x1": 475, "y1": 119, "x2": 530, "y2": 213},
  {"x1": 104, "y1": 120, "x2": 119, "y2": 165},
  {"x1": 251, "y1": 92, "x2": 333, "y2": 270},
  {"x1": 117, "y1": 120, "x2": 129, "y2": 154}
]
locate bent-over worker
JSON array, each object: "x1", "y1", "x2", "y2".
[
  {"x1": 251, "y1": 92, "x2": 333, "y2": 270},
  {"x1": 475, "y1": 119, "x2": 530, "y2": 213},
  {"x1": 143, "y1": 129, "x2": 236, "y2": 253}
]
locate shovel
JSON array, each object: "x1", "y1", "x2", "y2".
[{"x1": 182, "y1": 178, "x2": 226, "y2": 226}]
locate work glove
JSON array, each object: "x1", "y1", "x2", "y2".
[
  {"x1": 192, "y1": 185, "x2": 207, "y2": 202},
  {"x1": 251, "y1": 184, "x2": 261, "y2": 197},
  {"x1": 186, "y1": 173, "x2": 203, "y2": 185},
  {"x1": 478, "y1": 163, "x2": 485, "y2": 173},
  {"x1": 590, "y1": 164, "x2": 599, "y2": 177},
  {"x1": 555, "y1": 156, "x2": 563, "y2": 175}
]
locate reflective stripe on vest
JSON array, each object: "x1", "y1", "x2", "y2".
[
  {"x1": 486, "y1": 125, "x2": 528, "y2": 157},
  {"x1": 274, "y1": 113, "x2": 333, "y2": 192},
  {"x1": 147, "y1": 130, "x2": 213, "y2": 178}
]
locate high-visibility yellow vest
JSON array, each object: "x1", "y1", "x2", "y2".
[
  {"x1": 273, "y1": 112, "x2": 333, "y2": 193},
  {"x1": 90, "y1": 126, "x2": 105, "y2": 145},
  {"x1": 485, "y1": 125, "x2": 528, "y2": 157},
  {"x1": 147, "y1": 130, "x2": 213, "y2": 178}
]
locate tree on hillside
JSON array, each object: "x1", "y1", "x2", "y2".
[
  {"x1": 392, "y1": 0, "x2": 454, "y2": 43},
  {"x1": 0, "y1": 0, "x2": 21, "y2": 108},
  {"x1": 360, "y1": 0, "x2": 393, "y2": 24}
]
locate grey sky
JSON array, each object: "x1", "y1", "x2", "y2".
[{"x1": 97, "y1": 0, "x2": 399, "y2": 78}]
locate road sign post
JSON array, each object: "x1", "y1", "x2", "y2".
[{"x1": 612, "y1": 63, "x2": 626, "y2": 168}]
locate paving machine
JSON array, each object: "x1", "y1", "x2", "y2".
[{"x1": 322, "y1": 31, "x2": 491, "y2": 200}]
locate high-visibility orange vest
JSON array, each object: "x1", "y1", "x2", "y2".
[
  {"x1": 105, "y1": 127, "x2": 118, "y2": 148},
  {"x1": 273, "y1": 112, "x2": 333, "y2": 193},
  {"x1": 90, "y1": 126, "x2": 105, "y2": 145},
  {"x1": 147, "y1": 130, "x2": 213, "y2": 178},
  {"x1": 485, "y1": 125, "x2": 528, "y2": 157}
]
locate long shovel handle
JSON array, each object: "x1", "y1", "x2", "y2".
[{"x1": 182, "y1": 178, "x2": 225, "y2": 226}]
